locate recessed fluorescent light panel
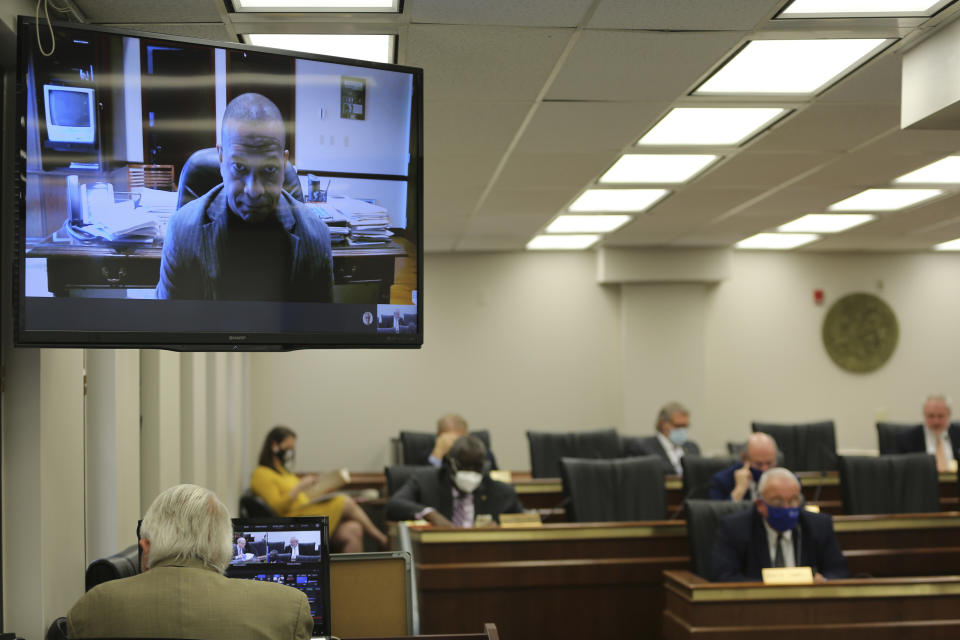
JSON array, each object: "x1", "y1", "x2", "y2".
[
  {"x1": 827, "y1": 188, "x2": 944, "y2": 211},
  {"x1": 779, "y1": 0, "x2": 952, "y2": 18},
  {"x1": 894, "y1": 156, "x2": 960, "y2": 184},
  {"x1": 568, "y1": 189, "x2": 669, "y2": 212},
  {"x1": 637, "y1": 108, "x2": 788, "y2": 146},
  {"x1": 778, "y1": 213, "x2": 875, "y2": 233},
  {"x1": 695, "y1": 39, "x2": 890, "y2": 96},
  {"x1": 235, "y1": 0, "x2": 400, "y2": 11},
  {"x1": 527, "y1": 234, "x2": 600, "y2": 250},
  {"x1": 599, "y1": 154, "x2": 720, "y2": 184},
  {"x1": 735, "y1": 233, "x2": 820, "y2": 250},
  {"x1": 933, "y1": 238, "x2": 960, "y2": 251},
  {"x1": 246, "y1": 34, "x2": 395, "y2": 63},
  {"x1": 546, "y1": 215, "x2": 633, "y2": 234}
]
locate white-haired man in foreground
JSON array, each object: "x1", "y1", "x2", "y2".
[{"x1": 67, "y1": 484, "x2": 312, "y2": 640}]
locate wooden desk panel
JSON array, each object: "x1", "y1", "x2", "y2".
[
  {"x1": 407, "y1": 513, "x2": 960, "y2": 640},
  {"x1": 663, "y1": 570, "x2": 960, "y2": 639}
]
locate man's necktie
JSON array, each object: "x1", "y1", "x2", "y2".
[
  {"x1": 774, "y1": 532, "x2": 785, "y2": 568},
  {"x1": 936, "y1": 437, "x2": 948, "y2": 472}
]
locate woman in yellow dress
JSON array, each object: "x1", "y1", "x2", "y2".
[{"x1": 251, "y1": 425, "x2": 388, "y2": 552}]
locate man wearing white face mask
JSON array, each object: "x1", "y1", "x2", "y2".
[
  {"x1": 385, "y1": 436, "x2": 524, "y2": 527},
  {"x1": 624, "y1": 402, "x2": 701, "y2": 475}
]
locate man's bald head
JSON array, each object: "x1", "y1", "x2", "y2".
[
  {"x1": 221, "y1": 93, "x2": 285, "y2": 150},
  {"x1": 743, "y1": 432, "x2": 778, "y2": 472}
]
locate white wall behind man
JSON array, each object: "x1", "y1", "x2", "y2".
[
  {"x1": 248, "y1": 251, "x2": 625, "y2": 473},
  {"x1": 249, "y1": 249, "x2": 960, "y2": 473}
]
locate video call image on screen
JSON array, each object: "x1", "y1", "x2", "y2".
[
  {"x1": 225, "y1": 518, "x2": 329, "y2": 633},
  {"x1": 16, "y1": 19, "x2": 422, "y2": 348}
]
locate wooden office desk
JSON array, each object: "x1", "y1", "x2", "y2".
[
  {"x1": 662, "y1": 569, "x2": 960, "y2": 639},
  {"x1": 404, "y1": 512, "x2": 960, "y2": 640},
  {"x1": 27, "y1": 238, "x2": 405, "y2": 302}
]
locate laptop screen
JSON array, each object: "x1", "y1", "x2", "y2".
[{"x1": 226, "y1": 517, "x2": 332, "y2": 639}]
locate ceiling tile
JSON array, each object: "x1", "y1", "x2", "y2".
[
  {"x1": 589, "y1": 0, "x2": 783, "y2": 30},
  {"x1": 75, "y1": 0, "x2": 224, "y2": 23},
  {"x1": 425, "y1": 151, "x2": 504, "y2": 190},
  {"x1": 406, "y1": 24, "x2": 571, "y2": 102},
  {"x1": 106, "y1": 23, "x2": 236, "y2": 42},
  {"x1": 547, "y1": 30, "x2": 746, "y2": 101},
  {"x1": 695, "y1": 152, "x2": 836, "y2": 190},
  {"x1": 749, "y1": 104, "x2": 899, "y2": 154},
  {"x1": 818, "y1": 52, "x2": 901, "y2": 106},
  {"x1": 456, "y1": 236, "x2": 528, "y2": 251},
  {"x1": 646, "y1": 187, "x2": 768, "y2": 222},
  {"x1": 425, "y1": 101, "x2": 532, "y2": 155},
  {"x1": 495, "y1": 151, "x2": 620, "y2": 190},
  {"x1": 476, "y1": 187, "x2": 582, "y2": 217},
  {"x1": 515, "y1": 101, "x2": 670, "y2": 153},
  {"x1": 408, "y1": 0, "x2": 593, "y2": 27}
]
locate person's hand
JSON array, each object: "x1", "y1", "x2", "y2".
[
  {"x1": 731, "y1": 462, "x2": 752, "y2": 501},
  {"x1": 292, "y1": 474, "x2": 318, "y2": 497},
  {"x1": 424, "y1": 510, "x2": 454, "y2": 527},
  {"x1": 430, "y1": 432, "x2": 460, "y2": 460},
  {"x1": 814, "y1": 572, "x2": 826, "y2": 583}
]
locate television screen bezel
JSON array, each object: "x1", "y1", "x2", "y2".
[{"x1": 13, "y1": 16, "x2": 424, "y2": 351}]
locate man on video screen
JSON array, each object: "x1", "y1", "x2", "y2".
[{"x1": 156, "y1": 93, "x2": 333, "y2": 302}]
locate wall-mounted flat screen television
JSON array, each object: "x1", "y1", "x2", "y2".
[{"x1": 14, "y1": 16, "x2": 423, "y2": 350}]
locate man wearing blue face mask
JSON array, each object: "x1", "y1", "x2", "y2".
[
  {"x1": 385, "y1": 436, "x2": 524, "y2": 527},
  {"x1": 624, "y1": 402, "x2": 701, "y2": 475},
  {"x1": 710, "y1": 467, "x2": 849, "y2": 582},
  {"x1": 709, "y1": 432, "x2": 779, "y2": 501}
]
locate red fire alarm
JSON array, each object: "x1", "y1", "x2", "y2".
[{"x1": 814, "y1": 289, "x2": 824, "y2": 305}]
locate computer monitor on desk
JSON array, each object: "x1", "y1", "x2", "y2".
[{"x1": 226, "y1": 517, "x2": 332, "y2": 640}]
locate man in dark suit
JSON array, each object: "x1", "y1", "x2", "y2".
[
  {"x1": 711, "y1": 467, "x2": 849, "y2": 582},
  {"x1": 709, "y1": 432, "x2": 779, "y2": 501},
  {"x1": 623, "y1": 402, "x2": 700, "y2": 475},
  {"x1": 893, "y1": 394, "x2": 960, "y2": 471},
  {"x1": 386, "y1": 435, "x2": 523, "y2": 527}
]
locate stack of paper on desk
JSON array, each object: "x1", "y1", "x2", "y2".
[
  {"x1": 326, "y1": 196, "x2": 393, "y2": 246},
  {"x1": 87, "y1": 200, "x2": 160, "y2": 242},
  {"x1": 305, "y1": 202, "x2": 350, "y2": 244}
]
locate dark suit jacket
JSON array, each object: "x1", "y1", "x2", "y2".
[
  {"x1": 893, "y1": 424, "x2": 960, "y2": 457},
  {"x1": 709, "y1": 463, "x2": 754, "y2": 501},
  {"x1": 156, "y1": 186, "x2": 333, "y2": 301},
  {"x1": 623, "y1": 435, "x2": 700, "y2": 475},
  {"x1": 711, "y1": 507, "x2": 850, "y2": 582},
  {"x1": 385, "y1": 467, "x2": 524, "y2": 523}
]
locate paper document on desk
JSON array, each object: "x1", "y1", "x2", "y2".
[
  {"x1": 303, "y1": 468, "x2": 351, "y2": 503},
  {"x1": 87, "y1": 200, "x2": 160, "y2": 241}
]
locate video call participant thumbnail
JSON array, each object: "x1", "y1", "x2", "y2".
[{"x1": 156, "y1": 93, "x2": 333, "y2": 302}]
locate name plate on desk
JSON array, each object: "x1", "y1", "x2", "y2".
[
  {"x1": 499, "y1": 512, "x2": 543, "y2": 528},
  {"x1": 762, "y1": 566, "x2": 814, "y2": 585},
  {"x1": 489, "y1": 470, "x2": 513, "y2": 483}
]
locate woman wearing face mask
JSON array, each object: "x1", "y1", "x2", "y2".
[{"x1": 250, "y1": 425, "x2": 389, "y2": 552}]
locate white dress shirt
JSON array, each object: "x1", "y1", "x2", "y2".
[
  {"x1": 763, "y1": 520, "x2": 796, "y2": 568},
  {"x1": 924, "y1": 427, "x2": 955, "y2": 464},
  {"x1": 656, "y1": 432, "x2": 685, "y2": 475}
]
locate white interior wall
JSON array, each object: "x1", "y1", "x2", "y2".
[
  {"x1": 250, "y1": 249, "x2": 960, "y2": 473},
  {"x1": 248, "y1": 251, "x2": 625, "y2": 473}
]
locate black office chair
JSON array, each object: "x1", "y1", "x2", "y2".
[
  {"x1": 683, "y1": 499, "x2": 752, "y2": 580},
  {"x1": 85, "y1": 543, "x2": 141, "y2": 591},
  {"x1": 176, "y1": 147, "x2": 304, "y2": 209},
  {"x1": 726, "y1": 441, "x2": 746, "y2": 456},
  {"x1": 527, "y1": 428, "x2": 622, "y2": 478},
  {"x1": 239, "y1": 488, "x2": 278, "y2": 518},
  {"x1": 384, "y1": 464, "x2": 437, "y2": 496},
  {"x1": 838, "y1": 453, "x2": 939, "y2": 515},
  {"x1": 398, "y1": 430, "x2": 494, "y2": 467},
  {"x1": 876, "y1": 422, "x2": 919, "y2": 455},
  {"x1": 681, "y1": 455, "x2": 738, "y2": 500},
  {"x1": 559, "y1": 455, "x2": 666, "y2": 522},
  {"x1": 751, "y1": 420, "x2": 838, "y2": 472}
]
